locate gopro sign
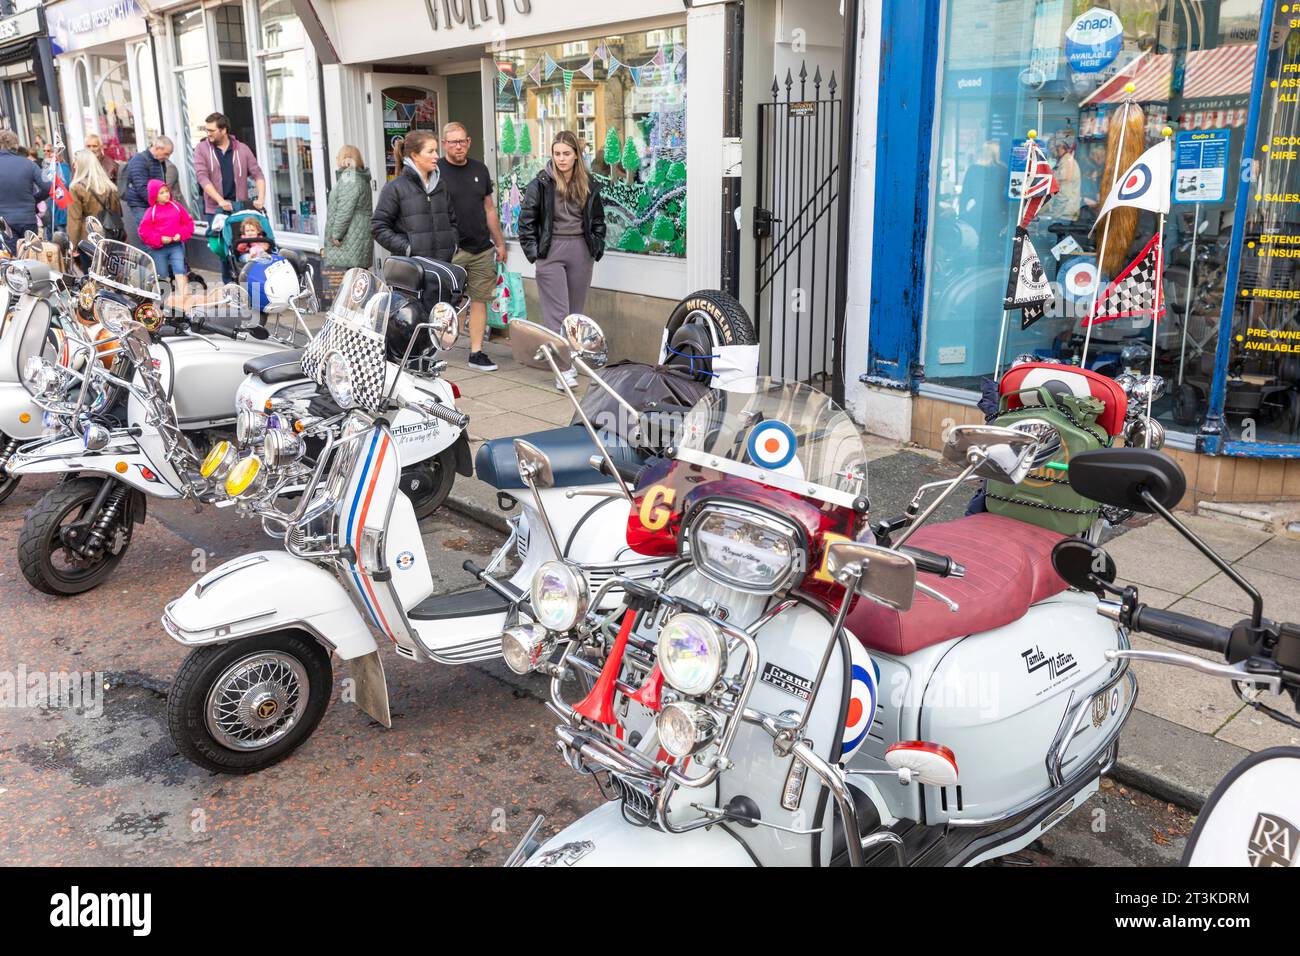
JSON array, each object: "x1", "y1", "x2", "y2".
[{"x1": 1065, "y1": 7, "x2": 1123, "y2": 74}]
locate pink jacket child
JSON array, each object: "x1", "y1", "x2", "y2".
[{"x1": 137, "y1": 179, "x2": 195, "y2": 250}]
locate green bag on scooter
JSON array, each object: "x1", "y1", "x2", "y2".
[{"x1": 984, "y1": 385, "x2": 1110, "y2": 536}]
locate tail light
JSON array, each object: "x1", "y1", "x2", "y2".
[{"x1": 448, "y1": 380, "x2": 461, "y2": 400}]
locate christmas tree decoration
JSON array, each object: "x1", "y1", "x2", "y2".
[
  {"x1": 500, "y1": 115, "x2": 517, "y2": 154},
  {"x1": 621, "y1": 136, "x2": 640, "y2": 174},
  {"x1": 603, "y1": 128, "x2": 622, "y2": 168},
  {"x1": 517, "y1": 122, "x2": 531, "y2": 155}
]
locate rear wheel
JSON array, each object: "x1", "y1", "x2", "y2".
[
  {"x1": 400, "y1": 447, "x2": 456, "y2": 520},
  {"x1": 18, "y1": 477, "x2": 133, "y2": 595},
  {"x1": 168, "y1": 631, "x2": 333, "y2": 774},
  {"x1": 662, "y1": 290, "x2": 757, "y2": 382}
]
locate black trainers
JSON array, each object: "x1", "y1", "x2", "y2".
[{"x1": 468, "y1": 351, "x2": 498, "y2": 372}]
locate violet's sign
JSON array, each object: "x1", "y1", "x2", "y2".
[{"x1": 424, "y1": 0, "x2": 532, "y2": 33}]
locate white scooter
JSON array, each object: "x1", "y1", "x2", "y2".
[
  {"x1": 503, "y1": 378, "x2": 1135, "y2": 866},
  {"x1": 1054, "y1": 447, "x2": 1300, "y2": 867},
  {"x1": 6, "y1": 238, "x2": 297, "y2": 594}
]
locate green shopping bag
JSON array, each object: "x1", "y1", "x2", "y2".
[{"x1": 488, "y1": 263, "x2": 526, "y2": 330}]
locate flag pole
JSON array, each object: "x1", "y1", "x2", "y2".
[
  {"x1": 1177, "y1": 201, "x2": 1200, "y2": 387},
  {"x1": 1082, "y1": 90, "x2": 1136, "y2": 368},
  {"x1": 995, "y1": 130, "x2": 1039, "y2": 380},
  {"x1": 1145, "y1": 126, "x2": 1173, "y2": 447}
]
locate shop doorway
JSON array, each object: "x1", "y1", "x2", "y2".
[
  {"x1": 366, "y1": 75, "x2": 441, "y2": 182},
  {"x1": 753, "y1": 60, "x2": 842, "y2": 386}
]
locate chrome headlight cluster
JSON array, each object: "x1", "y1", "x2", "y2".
[
  {"x1": 657, "y1": 613, "x2": 726, "y2": 697},
  {"x1": 4, "y1": 261, "x2": 31, "y2": 294},
  {"x1": 23, "y1": 355, "x2": 64, "y2": 398},
  {"x1": 236, "y1": 407, "x2": 267, "y2": 443},
  {"x1": 657, "y1": 700, "x2": 720, "y2": 759},
  {"x1": 263, "y1": 425, "x2": 305, "y2": 469},
  {"x1": 686, "y1": 506, "x2": 805, "y2": 595},
  {"x1": 92, "y1": 297, "x2": 132, "y2": 333},
  {"x1": 501, "y1": 561, "x2": 589, "y2": 676}
]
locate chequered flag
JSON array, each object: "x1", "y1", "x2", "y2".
[{"x1": 1084, "y1": 233, "x2": 1165, "y2": 326}]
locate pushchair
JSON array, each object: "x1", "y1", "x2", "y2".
[{"x1": 208, "y1": 209, "x2": 317, "y2": 337}]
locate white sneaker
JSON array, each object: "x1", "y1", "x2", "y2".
[{"x1": 554, "y1": 368, "x2": 579, "y2": 390}]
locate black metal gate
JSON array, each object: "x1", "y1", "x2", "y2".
[{"x1": 754, "y1": 62, "x2": 842, "y2": 387}]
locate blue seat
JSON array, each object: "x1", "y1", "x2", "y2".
[{"x1": 474, "y1": 425, "x2": 645, "y2": 490}]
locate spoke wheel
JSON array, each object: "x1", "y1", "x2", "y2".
[{"x1": 205, "y1": 651, "x2": 310, "y2": 751}]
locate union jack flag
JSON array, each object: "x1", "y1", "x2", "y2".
[{"x1": 1018, "y1": 142, "x2": 1058, "y2": 227}]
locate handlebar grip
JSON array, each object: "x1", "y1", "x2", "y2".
[
  {"x1": 463, "y1": 560, "x2": 484, "y2": 577},
  {"x1": 899, "y1": 545, "x2": 965, "y2": 578},
  {"x1": 587, "y1": 453, "x2": 642, "y2": 486},
  {"x1": 1130, "y1": 605, "x2": 1231, "y2": 654},
  {"x1": 192, "y1": 316, "x2": 242, "y2": 340},
  {"x1": 415, "y1": 399, "x2": 468, "y2": 431}
]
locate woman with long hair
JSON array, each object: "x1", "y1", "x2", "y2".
[
  {"x1": 323, "y1": 144, "x2": 374, "y2": 270},
  {"x1": 517, "y1": 129, "x2": 606, "y2": 388},
  {"x1": 67, "y1": 148, "x2": 123, "y2": 267}
]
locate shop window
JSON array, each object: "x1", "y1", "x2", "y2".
[
  {"x1": 493, "y1": 26, "x2": 688, "y2": 258},
  {"x1": 258, "y1": 0, "x2": 304, "y2": 50},
  {"x1": 253, "y1": 0, "x2": 316, "y2": 235},
  {"x1": 921, "y1": 0, "x2": 1265, "y2": 439},
  {"x1": 213, "y1": 4, "x2": 248, "y2": 61},
  {"x1": 380, "y1": 86, "x2": 438, "y2": 182},
  {"x1": 91, "y1": 56, "x2": 136, "y2": 165}
]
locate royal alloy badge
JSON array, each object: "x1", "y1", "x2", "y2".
[{"x1": 1247, "y1": 813, "x2": 1300, "y2": 867}]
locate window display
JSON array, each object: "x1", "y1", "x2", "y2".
[
  {"x1": 493, "y1": 27, "x2": 687, "y2": 258},
  {"x1": 922, "y1": 0, "x2": 1269, "y2": 438}
]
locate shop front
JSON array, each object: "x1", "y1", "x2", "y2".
[
  {"x1": 0, "y1": 5, "x2": 61, "y2": 149},
  {"x1": 300, "y1": 0, "x2": 736, "y2": 362},
  {"x1": 868, "y1": 0, "x2": 1300, "y2": 505},
  {"x1": 49, "y1": 0, "x2": 327, "y2": 251}
]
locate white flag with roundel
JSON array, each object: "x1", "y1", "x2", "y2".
[{"x1": 1092, "y1": 139, "x2": 1171, "y2": 232}]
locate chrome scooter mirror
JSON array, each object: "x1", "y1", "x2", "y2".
[
  {"x1": 429, "y1": 301, "x2": 459, "y2": 351},
  {"x1": 84, "y1": 217, "x2": 104, "y2": 243},
  {"x1": 513, "y1": 438, "x2": 563, "y2": 558},
  {"x1": 943, "y1": 423, "x2": 1041, "y2": 485},
  {"x1": 562, "y1": 313, "x2": 609, "y2": 369},
  {"x1": 825, "y1": 541, "x2": 916, "y2": 612},
  {"x1": 509, "y1": 318, "x2": 573, "y2": 372}
]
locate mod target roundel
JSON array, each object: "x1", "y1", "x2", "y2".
[
  {"x1": 747, "y1": 420, "x2": 798, "y2": 470},
  {"x1": 1117, "y1": 163, "x2": 1154, "y2": 202},
  {"x1": 1060, "y1": 257, "x2": 1099, "y2": 299},
  {"x1": 842, "y1": 663, "x2": 878, "y2": 755}
]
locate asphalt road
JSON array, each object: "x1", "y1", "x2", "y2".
[{"x1": 0, "y1": 466, "x2": 1189, "y2": 867}]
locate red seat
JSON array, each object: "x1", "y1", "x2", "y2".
[
  {"x1": 846, "y1": 513, "x2": 1070, "y2": 657},
  {"x1": 999, "y1": 361, "x2": 1128, "y2": 437}
]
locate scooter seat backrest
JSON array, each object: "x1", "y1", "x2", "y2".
[
  {"x1": 999, "y1": 361, "x2": 1127, "y2": 437},
  {"x1": 383, "y1": 256, "x2": 468, "y2": 306},
  {"x1": 475, "y1": 424, "x2": 646, "y2": 491}
]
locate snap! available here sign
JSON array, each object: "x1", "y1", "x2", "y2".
[{"x1": 1065, "y1": 7, "x2": 1123, "y2": 74}]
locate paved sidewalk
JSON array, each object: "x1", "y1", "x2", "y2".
[{"x1": 438, "y1": 331, "x2": 1300, "y2": 809}]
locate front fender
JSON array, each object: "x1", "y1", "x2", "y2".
[
  {"x1": 163, "y1": 550, "x2": 380, "y2": 661},
  {"x1": 516, "y1": 801, "x2": 757, "y2": 867},
  {"x1": 7, "y1": 435, "x2": 182, "y2": 496}
]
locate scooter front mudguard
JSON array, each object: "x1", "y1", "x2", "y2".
[
  {"x1": 164, "y1": 550, "x2": 379, "y2": 660},
  {"x1": 6, "y1": 434, "x2": 184, "y2": 497},
  {"x1": 0, "y1": 382, "x2": 46, "y2": 441},
  {"x1": 514, "y1": 801, "x2": 756, "y2": 867}
]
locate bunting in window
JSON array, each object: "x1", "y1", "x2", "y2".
[
  {"x1": 1083, "y1": 233, "x2": 1165, "y2": 326},
  {"x1": 1018, "y1": 142, "x2": 1059, "y2": 227},
  {"x1": 1004, "y1": 226, "x2": 1054, "y2": 330}
]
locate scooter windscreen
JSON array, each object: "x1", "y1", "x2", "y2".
[
  {"x1": 299, "y1": 267, "x2": 392, "y2": 414},
  {"x1": 88, "y1": 240, "x2": 162, "y2": 301},
  {"x1": 674, "y1": 377, "x2": 868, "y2": 508}
]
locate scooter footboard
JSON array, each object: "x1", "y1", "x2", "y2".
[
  {"x1": 510, "y1": 801, "x2": 756, "y2": 867},
  {"x1": 162, "y1": 550, "x2": 379, "y2": 660}
]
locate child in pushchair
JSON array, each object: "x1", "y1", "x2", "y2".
[{"x1": 208, "y1": 209, "x2": 316, "y2": 325}]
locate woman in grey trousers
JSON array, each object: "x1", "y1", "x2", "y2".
[{"x1": 517, "y1": 130, "x2": 606, "y2": 388}]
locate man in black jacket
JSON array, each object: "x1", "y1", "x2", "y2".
[
  {"x1": 370, "y1": 130, "x2": 458, "y2": 263},
  {"x1": 122, "y1": 136, "x2": 174, "y2": 244}
]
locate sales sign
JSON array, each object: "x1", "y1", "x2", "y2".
[
  {"x1": 1174, "y1": 129, "x2": 1229, "y2": 203},
  {"x1": 1065, "y1": 7, "x2": 1123, "y2": 74}
]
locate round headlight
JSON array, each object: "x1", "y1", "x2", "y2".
[
  {"x1": 236, "y1": 407, "x2": 266, "y2": 444},
  {"x1": 225, "y1": 454, "x2": 264, "y2": 498},
  {"x1": 82, "y1": 422, "x2": 110, "y2": 451},
  {"x1": 657, "y1": 613, "x2": 726, "y2": 697},
  {"x1": 263, "y1": 427, "x2": 304, "y2": 468},
  {"x1": 200, "y1": 440, "x2": 235, "y2": 480},
  {"x1": 6, "y1": 262, "x2": 30, "y2": 294},
  {"x1": 530, "y1": 560, "x2": 589, "y2": 632},
  {"x1": 325, "y1": 350, "x2": 356, "y2": 408},
  {"x1": 501, "y1": 623, "x2": 555, "y2": 675},
  {"x1": 22, "y1": 354, "x2": 43, "y2": 386},
  {"x1": 656, "y1": 701, "x2": 719, "y2": 759},
  {"x1": 92, "y1": 297, "x2": 132, "y2": 333}
]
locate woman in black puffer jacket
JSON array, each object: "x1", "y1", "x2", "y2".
[{"x1": 371, "y1": 130, "x2": 459, "y2": 261}]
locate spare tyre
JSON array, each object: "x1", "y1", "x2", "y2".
[{"x1": 661, "y1": 289, "x2": 757, "y2": 383}]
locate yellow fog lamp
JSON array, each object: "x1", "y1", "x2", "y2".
[
  {"x1": 200, "y1": 440, "x2": 236, "y2": 481},
  {"x1": 225, "y1": 454, "x2": 265, "y2": 498}
]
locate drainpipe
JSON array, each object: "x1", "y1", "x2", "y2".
[{"x1": 830, "y1": 0, "x2": 860, "y2": 406}]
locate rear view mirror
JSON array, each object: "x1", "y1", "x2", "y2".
[
  {"x1": 509, "y1": 318, "x2": 573, "y2": 372},
  {"x1": 943, "y1": 424, "x2": 1041, "y2": 484},
  {"x1": 825, "y1": 541, "x2": 916, "y2": 612},
  {"x1": 1050, "y1": 538, "x2": 1117, "y2": 597},
  {"x1": 429, "y1": 301, "x2": 459, "y2": 351},
  {"x1": 84, "y1": 217, "x2": 104, "y2": 241},
  {"x1": 1067, "y1": 448, "x2": 1185, "y2": 513},
  {"x1": 562, "y1": 313, "x2": 609, "y2": 369},
  {"x1": 513, "y1": 439, "x2": 555, "y2": 490}
]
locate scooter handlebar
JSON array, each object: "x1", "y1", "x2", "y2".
[
  {"x1": 1128, "y1": 604, "x2": 1232, "y2": 654},
  {"x1": 899, "y1": 545, "x2": 965, "y2": 579}
]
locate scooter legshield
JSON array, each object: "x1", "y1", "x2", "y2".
[
  {"x1": 6, "y1": 433, "x2": 185, "y2": 496},
  {"x1": 0, "y1": 382, "x2": 46, "y2": 440},
  {"x1": 516, "y1": 801, "x2": 756, "y2": 867}
]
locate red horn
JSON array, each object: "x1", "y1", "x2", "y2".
[
  {"x1": 573, "y1": 608, "x2": 636, "y2": 725},
  {"x1": 628, "y1": 663, "x2": 664, "y2": 712}
]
